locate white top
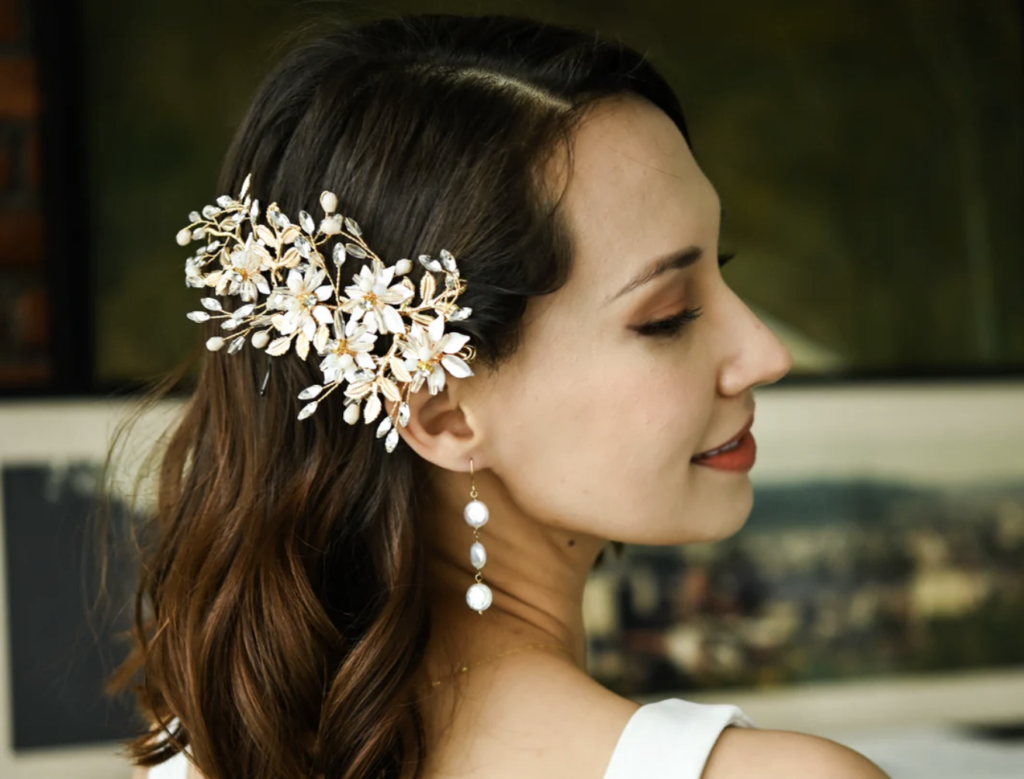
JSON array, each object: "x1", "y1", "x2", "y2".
[
  {"x1": 602, "y1": 698, "x2": 754, "y2": 779},
  {"x1": 148, "y1": 747, "x2": 189, "y2": 779},
  {"x1": 148, "y1": 697, "x2": 752, "y2": 779}
]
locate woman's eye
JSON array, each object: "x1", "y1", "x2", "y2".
[
  {"x1": 636, "y1": 306, "x2": 704, "y2": 338},
  {"x1": 634, "y1": 253, "x2": 732, "y2": 338}
]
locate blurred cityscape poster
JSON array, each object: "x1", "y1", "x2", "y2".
[
  {"x1": 0, "y1": 390, "x2": 1021, "y2": 749},
  {"x1": 583, "y1": 385, "x2": 1024, "y2": 697}
]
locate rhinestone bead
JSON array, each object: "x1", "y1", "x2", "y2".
[
  {"x1": 466, "y1": 582, "x2": 492, "y2": 612},
  {"x1": 464, "y1": 499, "x2": 489, "y2": 528}
]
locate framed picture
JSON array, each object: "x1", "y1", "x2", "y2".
[
  {"x1": 1, "y1": 383, "x2": 1021, "y2": 777},
  {"x1": 0, "y1": 398, "x2": 179, "y2": 778},
  {"x1": 583, "y1": 380, "x2": 1024, "y2": 710}
]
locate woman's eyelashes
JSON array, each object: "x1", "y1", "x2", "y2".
[
  {"x1": 636, "y1": 306, "x2": 704, "y2": 338},
  {"x1": 634, "y1": 252, "x2": 735, "y2": 339}
]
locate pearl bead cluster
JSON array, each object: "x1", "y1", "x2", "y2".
[{"x1": 464, "y1": 460, "x2": 492, "y2": 613}]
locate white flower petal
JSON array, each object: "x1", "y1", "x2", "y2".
[
  {"x1": 428, "y1": 315, "x2": 445, "y2": 343},
  {"x1": 381, "y1": 306, "x2": 406, "y2": 334},
  {"x1": 441, "y1": 354, "x2": 474, "y2": 378},
  {"x1": 427, "y1": 364, "x2": 445, "y2": 394},
  {"x1": 368, "y1": 309, "x2": 384, "y2": 334},
  {"x1": 441, "y1": 332, "x2": 470, "y2": 354},
  {"x1": 303, "y1": 316, "x2": 317, "y2": 341},
  {"x1": 315, "y1": 285, "x2": 334, "y2": 301},
  {"x1": 279, "y1": 315, "x2": 298, "y2": 335}
]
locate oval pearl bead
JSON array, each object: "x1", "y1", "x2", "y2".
[
  {"x1": 470, "y1": 541, "x2": 487, "y2": 570},
  {"x1": 464, "y1": 499, "x2": 489, "y2": 528},
  {"x1": 466, "y1": 582, "x2": 493, "y2": 612}
]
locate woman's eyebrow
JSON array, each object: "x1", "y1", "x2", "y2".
[
  {"x1": 604, "y1": 245, "x2": 704, "y2": 305},
  {"x1": 603, "y1": 203, "x2": 725, "y2": 306}
]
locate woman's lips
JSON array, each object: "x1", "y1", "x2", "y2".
[
  {"x1": 691, "y1": 415, "x2": 757, "y2": 472},
  {"x1": 691, "y1": 430, "x2": 757, "y2": 472}
]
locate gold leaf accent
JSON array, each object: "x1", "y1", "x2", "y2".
[
  {"x1": 252, "y1": 243, "x2": 273, "y2": 265},
  {"x1": 344, "y1": 380, "x2": 374, "y2": 399},
  {"x1": 256, "y1": 224, "x2": 277, "y2": 247},
  {"x1": 267, "y1": 336, "x2": 292, "y2": 356},
  {"x1": 314, "y1": 324, "x2": 330, "y2": 353},
  {"x1": 363, "y1": 393, "x2": 382, "y2": 423},
  {"x1": 379, "y1": 375, "x2": 402, "y2": 403},
  {"x1": 420, "y1": 272, "x2": 435, "y2": 303},
  {"x1": 295, "y1": 332, "x2": 310, "y2": 361},
  {"x1": 390, "y1": 356, "x2": 412, "y2": 383}
]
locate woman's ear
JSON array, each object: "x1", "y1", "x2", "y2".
[{"x1": 386, "y1": 381, "x2": 482, "y2": 470}]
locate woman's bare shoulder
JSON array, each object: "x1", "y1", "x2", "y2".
[{"x1": 705, "y1": 727, "x2": 891, "y2": 779}]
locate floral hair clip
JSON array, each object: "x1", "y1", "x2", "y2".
[{"x1": 177, "y1": 173, "x2": 476, "y2": 453}]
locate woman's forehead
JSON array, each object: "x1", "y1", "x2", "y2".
[{"x1": 558, "y1": 97, "x2": 719, "y2": 297}]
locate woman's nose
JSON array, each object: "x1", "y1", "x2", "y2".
[{"x1": 716, "y1": 286, "x2": 793, "y2": 397}]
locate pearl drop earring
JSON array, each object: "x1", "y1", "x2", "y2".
[{"x1": 464, "y1": 457, "x2": 492, "y2": 613}]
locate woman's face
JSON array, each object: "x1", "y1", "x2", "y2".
[{"x1": 467, "y1": 96, "x2": 792, "y2": 545}]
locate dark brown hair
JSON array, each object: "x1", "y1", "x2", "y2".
[{"x1": 106, "y1": 13, "x2": 689, "y2": 779}]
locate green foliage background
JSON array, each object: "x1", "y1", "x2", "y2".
[{"x1": 83, "y1": 0, "x2": 1022, "y2": 384}]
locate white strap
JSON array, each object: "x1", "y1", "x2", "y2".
[
  {"x1": 148, "y1": 750, "x2": 190, "y2": 779},
  {"x1": 146, "y1": 718, "x2": 191, "y2": 779},
  {"x1": 603, "y1": 698, "x2": 754, "y2": 779}
]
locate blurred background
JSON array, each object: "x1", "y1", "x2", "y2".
[{"x1": 0, "y1": 0, "x2": 1021, "y2": 777}]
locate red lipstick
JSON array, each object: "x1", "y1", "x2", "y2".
[{"x1": 691, "y1": 415, "x2": 756, "y2": 472}]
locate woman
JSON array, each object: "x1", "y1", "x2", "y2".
[{"x1": 117, "y1": 13, "x2": 889, "y2": 779}]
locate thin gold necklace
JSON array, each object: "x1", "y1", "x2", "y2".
[{"x1": 415, "y1": 643, "x2": 574, "y2": 696}]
